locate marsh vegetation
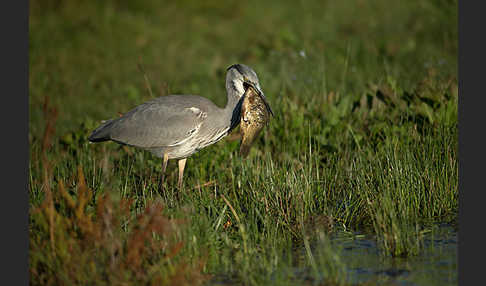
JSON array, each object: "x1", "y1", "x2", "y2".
[{"x1": 29, "y1": 0, "x2": 457, "y2": 285}]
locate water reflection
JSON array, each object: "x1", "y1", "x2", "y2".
[{"x1": 331, "y1": 224, "x2": 457, "y2": 285}]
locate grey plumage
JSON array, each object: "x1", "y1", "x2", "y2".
[{"x1": 88, "y1": 63, "x2": 267, "y2": 188}]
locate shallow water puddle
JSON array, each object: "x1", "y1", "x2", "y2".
[
  {"x1": 329, "y1": 225, "x2": 457, "y2": 285},
  {"x1": 208, "y1": 225, "x2": 457, "y2": 285}
]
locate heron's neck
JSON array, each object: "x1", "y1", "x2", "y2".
[{"x1": 223, "y1": 89, "x2": 244, "y2": 132}]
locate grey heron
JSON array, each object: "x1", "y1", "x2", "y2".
[{"x1": 88, "y1": 64, "x2": 269, "y2": 189}]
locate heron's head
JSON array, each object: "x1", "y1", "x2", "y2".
[
  {"x1": 225, "y1": 63, "x2": 274, "y2": 117},
  {"x1": 226, "y1": 64, "x2": 263, "y2": 98}
]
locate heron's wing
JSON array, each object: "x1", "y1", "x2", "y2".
[{"x1": 106, "y1": 98, "x2": 207, "y2": 148}]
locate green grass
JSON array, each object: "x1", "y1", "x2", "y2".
[{"x1": 29, "y1": 0, "x2": 457, "y2": 284}]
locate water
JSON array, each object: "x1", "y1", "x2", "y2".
[
  {"x1": 208, "y1": 224, "x2": 457, "y2": 285},
  {"x1": 330, "y1": 224, "x2": 457, "y2": 285}
]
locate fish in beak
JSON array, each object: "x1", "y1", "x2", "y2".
[{"x1": 239, "y1": 84, "x2": 273, "y2": 158}]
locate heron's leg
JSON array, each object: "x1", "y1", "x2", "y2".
[
  {"x1": 178, "y1": 158, "x2": 187, "y2": 189},
  {"x1": 159, "y1": 153, "x2": 169, "y2": 189}
]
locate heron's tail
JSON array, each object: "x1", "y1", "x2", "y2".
[{"x1": 88, "y1": 119, "x2": 116, "y2": 142}]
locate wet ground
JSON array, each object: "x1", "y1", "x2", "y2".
[
  {"x1": 209, "y1": 224, "x2": 457, "y2": 285},
  {"x1": 330, "y1": 224, "x2": 457, "y2": 285}
]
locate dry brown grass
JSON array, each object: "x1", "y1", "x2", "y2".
[{"x1": 29, "y1": 166, "x2": 208, "y2": 285}]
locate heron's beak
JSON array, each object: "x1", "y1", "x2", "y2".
[
  {"x1": 245, "y1": 81, "x2": 274, "y2": 117},
  {"x1": 243, "y1": 81, "x2": 258, "y2": 94}
]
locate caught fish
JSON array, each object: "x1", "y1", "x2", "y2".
[{"x1": 239, "y1": 84, "x2": 273, "y2": 158}]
